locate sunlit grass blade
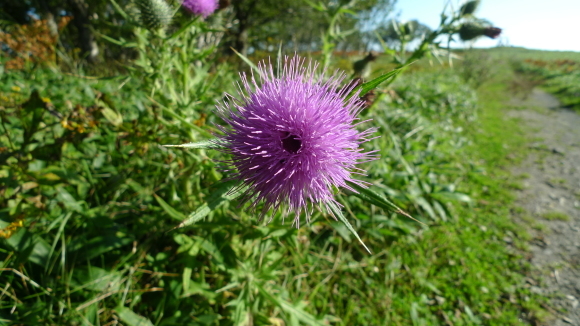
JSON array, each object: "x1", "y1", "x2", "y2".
[
  {"x1": 170, "y1": 181, "x2": 247, "y2": 230},
  {"x1": 231, "y1": 48, "x2": 263, "y2": 78},
  {"x1": 163, "y1": 139, "x2": 224, "y2": 149}
]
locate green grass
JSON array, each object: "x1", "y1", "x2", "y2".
[
  {"x1": 486, "y1": 47, "x2": 580, "y2": 61},
  {"x1": 548, "y1": 178, "x2": 567, "y2": 186},
  {"x1": 541, "y1": 211, "x2": 570, "y2": 221}
]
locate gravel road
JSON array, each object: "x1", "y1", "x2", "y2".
[{"x1": 509, "y1": 89, "x2": 580, "y2": 326}]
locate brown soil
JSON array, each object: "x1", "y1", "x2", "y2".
[{"x1": 509, "y1": 89, "x2": 580, "y2": 326}]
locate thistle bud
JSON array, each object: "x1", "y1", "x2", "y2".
[
  {"x1": 135, "y1": 0, "x2": 173, "y2": 30},
  {"x1": 459, "y1": 0, "x2": 480, "y2": 16}
]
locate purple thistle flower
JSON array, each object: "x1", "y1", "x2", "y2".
[
  {"x1": 217, "y1": 56, "x2": 377, "y2": 227},
  {"x1": 182, "y1": 0, "x2": 218, "y2": 18}
]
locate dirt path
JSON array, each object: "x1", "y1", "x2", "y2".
[{"x1": 509, "y1": 89, "x2": 580, "y2": 326}]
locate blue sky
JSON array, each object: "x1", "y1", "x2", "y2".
[{"x1": 394, "y1": 0, "x2": 580, "y2": 52}]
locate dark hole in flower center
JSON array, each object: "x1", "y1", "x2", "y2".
[{"x1": 281, "y1": 132, "x2": 302, "y2": 154}]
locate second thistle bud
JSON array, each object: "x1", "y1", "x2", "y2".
[{"x1": 135, "y1": 0, "x2": 173, "y2": 31}]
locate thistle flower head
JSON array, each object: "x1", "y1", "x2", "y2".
[
  {"x1": 217, "y1": 56, "x2": 377, "y2": 226},
  {"x1": 182, "y1": 0, "x2": 218, "y2": 18}
]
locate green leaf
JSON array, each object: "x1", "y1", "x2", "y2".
[
  {"x1": 116, "y1": 306, "x2": 154, "y2": 326},
  {"x1": 167, "y1": 16, "x2": 199, "y2": 40},
  {"x1": 347, "y1": 63, "x2": 413, "y2": 100},
  {"x1": 101, "y1": 107, "x2": 123, "y2": 127},
  {"x1": 231, "y1": 48, "x2": 263, "y2": 78},
  {"x1": 255, "y1": 283, "x2": 326, "y2": 326},
  {"x1": 73, "y1": 266, "x2": 122, "y2": 292},
  {"x1": 415, "y1": 196, "x2": 436, "y2": 219},
  {"x1": 56, "y1": 187, "x2": 84, "y2": 213},
  {"x1": 152, "y1": 98, "x2": 212, "y2": 137},
  {"x1": 6, "y1": 229, "x2": 51, "y2": 266},
  {"x1": 358, "y1": 66, "x2": 406, "y2": 95},
  {"x1": 329, "y1": 221, "x2": 351, "y2": 242},
  {"x1": 20, "y1": 90, "x2": 46, "y2": 143},
  {"x1": 194, "y1": 236, "x2": 224, "y2": 264},
  {"x1": 71, "y1": 234, "x2": 133, "y2": 260},
  {"x1": 431, "y1": 191, "x2": 472, "y2": 203},
  {"x1": 163, "y1": 139, "x2": 224, "y2": 149},
  {"x1": 154, "y1": 194, "x2": 186, "y2": 221},
  {"x1": 99, "y1": 34, "x2": 136, "y2": 48},
  {"x1": 109, "y1": 0, "x2": 129, "y2": 20},
  {"x1": 374, "y1": 31, "x2": 396, "y2": 56},
  {"x1": 326, "y1": 201, "x2": 370, "y2": 254},
  {"x1": 171, "y1": 181, "x2": 247, "y2": 230}
]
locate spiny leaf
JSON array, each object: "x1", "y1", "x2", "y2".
[
  {"x1": 347, "y1": 62, "x2": 413, "y2": 100},
  {"x1": 327, "y1": 201, "x2": 371, "y2": 254},
  {"x1": 348, "y1": 182, "x2": 425, "y2": 225}
]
